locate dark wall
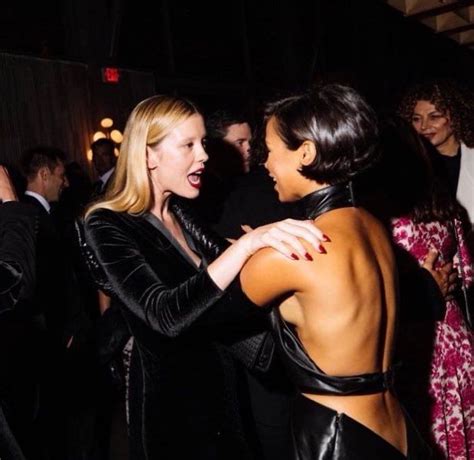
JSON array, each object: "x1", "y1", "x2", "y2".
[
  {"x1": 0, "y1": 0, "x2": 473, "y2": 115},
  {"x1": 117, "y1": 0, "x2": 474, "y2": 113}
]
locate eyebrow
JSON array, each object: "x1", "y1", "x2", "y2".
[
  {"x1": 180, "y1": 136, "x2": 202, "y2": 143},
  {"x1": 413, "y1": 110, "x2": 442, "y2": 116}
]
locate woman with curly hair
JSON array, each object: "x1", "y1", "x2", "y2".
[
  {"x1": 399, "y1": 79, "x2": 474, "y2": 231},
  {"x1": 376, "y1": 117, "x2": 474, "y2": 460}
]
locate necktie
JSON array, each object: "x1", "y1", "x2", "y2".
[{"x1": 93, "y1": 180, "x2": 103, "y2": 195}]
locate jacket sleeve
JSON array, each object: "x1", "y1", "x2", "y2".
[
  {"x1": 0, "y1": 202, "x2": 37, "y2": 313},
  {"x1": 172, "y1": 198, "x2": 276, "y2": 371},
  {"x1": 171, "y1": 197, "x2": 230, "y2": 260},
  {"x1": 84, "y1": 210, "x2": 226, "y2": 338}
]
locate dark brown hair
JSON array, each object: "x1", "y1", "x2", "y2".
[
  {"x1": 398, "y1": 78, "x2": 474, "y2": 148},
  {"x1": 264, "y1": 84, "x2": 379, "y2": 185}
]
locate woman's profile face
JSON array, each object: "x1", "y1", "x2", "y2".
[
  {"x1": 411, "y1": 100, "x2": 455, "y2": 153},
  {"x1": 147, "y1": 113, "x2": 208, "y2": 199},
  {"x1": 264, "y1": 117, "x2": 302, "y2": 202}
]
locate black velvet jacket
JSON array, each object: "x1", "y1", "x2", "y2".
[
  {"x1": 84, "y1": 198, "x2": 268, "y2": 459},
  {"x1": 0, "y1": 202, "x2": 37, "y2": 314}
]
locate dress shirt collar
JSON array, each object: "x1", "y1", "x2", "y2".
[
  {"x1": 100, "y1": 167, "x2": 115, "y2": 186},
  {"x1": 25, "y1": 190, "x2": 51, "y2": 213}
]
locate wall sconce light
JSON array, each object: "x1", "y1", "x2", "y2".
[
  {"x1": 110, "y1": 129, "x2": 123, "y2": 143},
  {"x1": 93, "y1": 131, "x2": 106, "y2": 141},
  {"x1": 101, "y1": 118, "x2": 114, "y2": 128}
]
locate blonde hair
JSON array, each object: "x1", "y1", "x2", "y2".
[{"x1": 86, "y1": 95, "x2": 199, "y2": 217}]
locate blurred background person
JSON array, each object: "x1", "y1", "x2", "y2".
[
  {"x1": 194, "y1": 107, "x2": 253, "y2": 224},
  {"x1": 91, "y1": 138, "x2": 117, "y2": 199},
  {"x1": 372, "y1": 116, "x2": 473, "y2": 460},
  {"x1": 398, "y1": 78, "x2": 474, "y2": 239}
]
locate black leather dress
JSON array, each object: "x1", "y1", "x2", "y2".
[{"x1": 273, "y1": 182, "x2": 432, "y2": 460}]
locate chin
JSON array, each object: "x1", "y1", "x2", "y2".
[{"x1": 176, "y1": 187, "x2": 200, "y2": 200}]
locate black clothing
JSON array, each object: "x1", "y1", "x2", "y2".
[
  {"x1": 0, "y1": 405, "x2": 26, "y2": 460},
  {"x1": 271, "y1": 308, "x2": 394, "y2": 396},
  {"x1": 273, "y1": 182, "x2": 431, "y2": 459},
  {"x1": 85, "y1": 198, "x2": 266, "y2": 459},
  {"x1": 440, "y1": 148, "x2": 461, "y2": 198},
  {"x1": 92, "y1": 180, "x2": 104, "y2": 197},
  {"x1": 0, "y1": 201, "x2": 44, "y2": 459},
  {"x1": 294, "y1": 180, "x2": 356, "y2": 220},
  {"x1": 291, "y1": 395, "x2": 430, "y2": 460},
  {"x1": 215, "y1": 166, "x2": 296, "y2": 460},
  {"x1": 22, "y1": 194, "x2": 85, "y2": 344},
  {"x1": 214, "y1": 166, "x2": 296, "y2": 239},
  {"x1": 0, "y1": 202, "x2": 37, "y2": 312},
  {"x1": 0, "y1": 202, "x2": 36, "y2": 460},
  {"x1": 20, "y1": 194, "x2": 88, "y2": 459}
]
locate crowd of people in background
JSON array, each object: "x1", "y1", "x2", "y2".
[{"x1": 0, "y1": 77, "x2": 472, "y2": 460}]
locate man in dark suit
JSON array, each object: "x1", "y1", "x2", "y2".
[
  {"x1": 91, "y1": 138, "x2": 116, "y2": 198},
  {"x1": 19, "y1": 146, "x2": 87, "y2": 459},
  {"x1": 21, "y1": 147, "x2": 73, "y2": 342}
]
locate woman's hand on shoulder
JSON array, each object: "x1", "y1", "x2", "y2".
[{"x1": 237, "y1": 218, "x2": 327, "y2": 260}]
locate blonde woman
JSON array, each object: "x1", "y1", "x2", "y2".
[{"x1": 84, "y1": 95, "x2": 326, "y2": 459}]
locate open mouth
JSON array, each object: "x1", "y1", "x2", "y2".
[{"x1": 188, "y1": 168, "x2": 204, "y2": 189}]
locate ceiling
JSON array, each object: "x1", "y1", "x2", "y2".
[{"x1": 386, "y1": 0, "x2": 474, "y2": 49}]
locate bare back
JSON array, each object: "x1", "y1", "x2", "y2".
[{"x1": 241, "y1": 207, "x2": 407, "y2": 454}]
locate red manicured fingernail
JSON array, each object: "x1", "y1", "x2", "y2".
[
  {"x1": 322, "y1": 234, "x2": 331, "y2": 242},
  {"x1": 305, "y1": 252, "x2": 313, "y2": 261},
  {"x1": 291, "y1": 253, "x2": 299, "y2": 260},
  {"x1": 318, "y1": 245, "x2": 327, "y2": 254}
]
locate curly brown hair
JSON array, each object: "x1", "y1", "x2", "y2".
[{"x1": 398, "y1": 78, "x2": 474, "y2": 148}]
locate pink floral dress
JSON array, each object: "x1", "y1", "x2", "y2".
[{"x1": 392, "y1": 216, "x2": 474, "y2": 460}]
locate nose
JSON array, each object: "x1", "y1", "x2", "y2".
[
  {"x1": 419, "y1": 117, "x2": 429, "y2": 131},
  {"x1": 243, "y1": 141, "x2": 251, "y2": 155},
  {"x1": 197, "y1": 143, "x2": 208, "y2": 163}
]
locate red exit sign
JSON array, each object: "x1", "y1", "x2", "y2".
[{"x1": 102, "y1": 67, "x2": 120, "y2": 84}]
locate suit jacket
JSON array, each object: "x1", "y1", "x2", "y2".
[
  {"x1": 214, "y1": 166, "x2": 297, "y2": 239},
  {"x1": 0, "y1": 202, "x2": 37, "y2": 313},
  {"x1": 84, "y1": 198, "x2": 269, "y2": 459},
  {"x1": 459, "y1": 143, "x2": 474, "y2": 229},
  {"x1": 21, "y1": 194, "x2": 84, "y2": 345},
  {"x1": 0, "y1": 203, "x2": 39, "y2": 457},
  {"x1": 91, "y1": 167, "x2": 115, "y2": 201}
]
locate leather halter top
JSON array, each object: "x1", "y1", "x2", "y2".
[{"x1": 271, "y1": 181, "x2": 395, "y2": 396}]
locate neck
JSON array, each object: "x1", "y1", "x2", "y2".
[
  {"x1": 150, "y1": 190, "x2": 172, "y2": 221},
  {"x1": 438, "y1": 136, "x2": 460, "y2": 157},
  {"x1": 26, "y1": 182, "x2": 47, "y2": 200}
]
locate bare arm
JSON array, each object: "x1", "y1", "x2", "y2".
[
  {"x1": 240, "y1": 247, "x2": 304, "y2": 307},
  {"x1": 208, "y1": 218, "x2": 324, "y2": 290},
  {"x1": 85, "y1": 211, "x2": 325, "y2": 337}
]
